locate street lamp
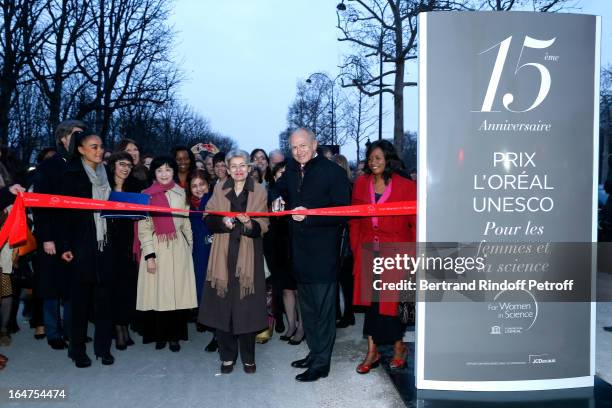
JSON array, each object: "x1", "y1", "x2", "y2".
[
  {"x1": 306, "y1": 72, "x2": 342, "y2": 146},
  {"x1": 336, "y1": 1, "x2": 347, "y2": 11}
]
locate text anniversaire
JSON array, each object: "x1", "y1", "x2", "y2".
[
  {"x1": 473, "y1": 152, "x2": 554, "y2": 213},
  {"x1": 478, "y1": 120, "x2": 552, "y2": 133}
]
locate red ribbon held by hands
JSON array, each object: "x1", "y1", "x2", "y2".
[{"x1": 0, "y1": 192, "x2": 416, "y2": 248}]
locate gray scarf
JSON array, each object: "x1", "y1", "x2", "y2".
[{"x1": 81, "y1": 158, "x2": 110, "y2": 251}]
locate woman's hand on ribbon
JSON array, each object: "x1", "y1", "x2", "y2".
[
  {"x1": 223, "y1": 216, "x2": 235, "y2": 230},
  {"x1": 61, "y1": 251, "x2": 74, "y2": 262},
  {"x1": 146, "y1": 258, "x2": 156, "y2": 274},
  {"x1": 236, "y1": 213, "x2": 251, "y2": 225},
  {"x1": 8, "y1": 184, "x2": 25, "y2": 195}
]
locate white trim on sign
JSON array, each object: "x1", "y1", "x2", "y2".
[
  {"x1": 416, "y1": 10, "x2": 428, "y2": 390},
  {"x1": 417, "y1": 376, "x2": 594, "y2": 392}
]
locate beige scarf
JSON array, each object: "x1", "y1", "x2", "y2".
[{"x1": 205, "y1": 180, "x2": 269, "y2": 299}]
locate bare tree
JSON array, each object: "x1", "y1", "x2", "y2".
[
  {"x1": 337, "y1": 0, "x2": 573, "y2": 152},
  {"x1": 339, "y1": 54, "x2": 380, "y2": 159},
  {"x1": 112, "y1": 98, "x2": 236, "y2": 155},
  {"x1": 74, "y1": 0, "x2": 180, "y2": 144},
  {"x1": 343, "y1": 87, "x2": 378, "y2": 160},
  {"x1": 10, "y1": 72, "x2": 48, "y2": 161},
  {"x1": 23, "y1": 0, "x2": 91, "y2": 145},
  {"x1": 337, "y1": 1, "x2": 449, "y2": 152},
  {"x1": 0, "y1": 0, "x2": 41, "y2": 145},
  {"x1": 470, "y1": 0, "x2": 573, "y2": 12},
  {"x1": 285, "y1": 77, "x2": 338, "y2": 145}
]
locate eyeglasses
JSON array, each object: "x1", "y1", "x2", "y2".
[
  {"x1": 229, "y1": 163, "x2": 248, "y2": 171},
  {"x1": 117, "y1": 161, "x2": 133, "y2": 169}
]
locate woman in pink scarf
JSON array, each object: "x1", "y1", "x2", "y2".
[{"x1": 136, "y1": 156, "x2": 197, "y2": 352}]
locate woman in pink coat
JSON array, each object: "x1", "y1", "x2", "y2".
[{"x1": 349, "y1": 140, "x2": 416, "y2": 374}]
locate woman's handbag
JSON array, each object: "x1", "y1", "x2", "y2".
[{"x1": 397, "y1": 301, "x2": 415, "y2": 325}]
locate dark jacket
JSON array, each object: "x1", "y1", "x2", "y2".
[
  {"x1": 60, "y1": 160, "x2": 110, "y2": 284},
  {"x1": 269, "y1": 154, "x2": 351, "y2": 283},
  {"x1": 0, "y1": 187, "x2": 15, "y2": 210},
  {"x1": 31, "y1": 154, "x2": 71, "y2": 298},
  {"x1": 190, "y1": 192, "x2": 212, "y2": 305},
  {"x1": 32, "y1": 154, "x2": 69, "y2": 243},
  {"x1": 198, "y1": 177, "x2": 268, "y2": 334}
]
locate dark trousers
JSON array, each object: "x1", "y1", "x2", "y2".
[
  {"x1": 216, "y1": 329, "x2": 256, "y2": 364},
  {"x1": 298, "y1": 282, "x2": 337, "y2": 373},
  {"x1": 69, "y1": 279, "x2": 112, "y2": 357},
  {"x1": 141, "y1": 310, "x2": 188, "y2": 343},
  {"x1": 28, "y1": 293, "x2": 44, "y2": 328},
  {"x1": 43, "y1": 298, "x2": 71, "y2": 340},
  {"x1": 111, "y1": 258, "x2": 137, "y2": 326},
  {"x1": 337, "y1": 255, "x2": 354, "y2": 319}
]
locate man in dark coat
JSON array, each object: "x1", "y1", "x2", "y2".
[
  {"x1": 31, "y1": 119, "x2": 85, "y2": 350},
  {"x1": 269, "y1": 128, "x2": 350, "y2": 382}
]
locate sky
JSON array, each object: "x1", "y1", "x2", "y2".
[{"x1": 169, "y1": 0, "x2": 611, "y2": 161}]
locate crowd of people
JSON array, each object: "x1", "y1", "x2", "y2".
[{"x1": 0, "y1": 120, "x2": 416, "y2": 381}]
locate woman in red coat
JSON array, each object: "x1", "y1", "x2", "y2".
[{"x1": 349, "y1": 140, "x2": 416, "y2": 374}]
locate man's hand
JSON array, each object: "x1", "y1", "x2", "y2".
[
  {"x1": 43, "y1": 241, "x2": 56, "y2": 255},
  {"x1": 146, "y1": 258, "x2": 156, "y2": 274},
  {"x1": 61, "y1": 251, "x2": 74, "y2": 262},
  {"x1": 8, "y1": 184, "x2": 25, "y2": 195},
  {"x1": 292, "y1": 206, "x2": 307, "y2": 222}
]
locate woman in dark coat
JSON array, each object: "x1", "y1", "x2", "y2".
[
  {"x1": 106, "y1": 151, "x2": 147, "y2": 350},
  {"x1": 60, "y1": 132, "x2": 114, "y2": 368},
  {"x1": 187, "y1": 170, "x2": 212, "y2": 306},
  {"x1": 198, "y1": 149, "x2": 269, "y2": 374},
  {"x1": 187, "y1": 169, "x2": 217, "y2": 350}
]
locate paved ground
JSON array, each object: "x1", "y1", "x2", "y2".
[
  {"x1": 3, "y1": 298, "x2": 612, "y2": 408},
  {"x1": 1, "y1": 313, "x2": 405, "y2": 408}
]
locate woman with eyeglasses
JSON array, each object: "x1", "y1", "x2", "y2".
[
  {"x1": 198, "y1": 150, "x2": 269, "y2": 374},
  {"x1": 106, "y1": 152, "x2": 147, "y2": 350}
]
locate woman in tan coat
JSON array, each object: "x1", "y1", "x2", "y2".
[
  {"x1": 137, "y1": 156, "x2": 197, "y2": 352},
  {"x1": 199, "y1": 149, "x2": 269, "y2": 374}
]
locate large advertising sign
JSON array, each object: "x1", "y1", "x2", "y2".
[{"x1": 417, "y1": 11, "x2": 600, "y2": 391}]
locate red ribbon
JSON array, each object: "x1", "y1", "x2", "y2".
[{"x1": 0, "y1": 192, "x2": 417, "y2": 248}]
